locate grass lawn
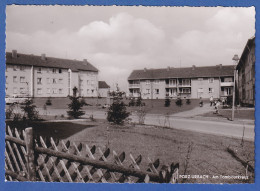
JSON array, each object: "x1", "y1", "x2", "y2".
[
  {"x1": 32, "y1": 97, "x2": 203, "y2": 115},
  {"x1": 199, "y1": 109, "x2": 255, "y2": 120},
  {"x1": 15, "y1": 120, "x2": 254, "y2": 183}
]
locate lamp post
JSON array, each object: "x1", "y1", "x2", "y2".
[{"x1": 231, "y1": 54, "x2": 239, "y2": 121}]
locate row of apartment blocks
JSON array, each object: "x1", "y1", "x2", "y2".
[
  {"x1": 5, "y1": 50, "x2": 110, "y2": 98},
  {"x1": 128, "y1": 65, "x2": 235, "y2": 99},
  {"x1": 128, "y1": 36, "x2": 255, "y2": 106}
]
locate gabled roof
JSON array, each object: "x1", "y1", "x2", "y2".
[
  {"x1": 6, "y1": 52, "x2": 98, "y2": 72},
  {"x1": 98, "y1": 81, "x2": 110, "y2": 89},
  {"x1": 236, "y1": 36, "x2": 255, "y2": 70},
  {"x1": 128, "y1": 65, "x2": 235, "y2": 80}
]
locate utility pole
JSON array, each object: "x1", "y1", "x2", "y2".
[{"x1": 231, "y1": 54, "x2": 239, "y2": 121}]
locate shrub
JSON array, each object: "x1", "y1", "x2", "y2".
[
  {"x1": 67, "y1": 87, "x2": 85, "y2": 119},
  {"x1": 6, "y1": 105, "x2": 14, "y2": 119},
  {"x1": 107, "y1": 89, "x2": 130, "y2": 124},
  {"x1": 20, "y1": 98, "x2": 40, "y2": 120},
  {"x1": 135, "y1": 96, "x2": 142, "y2": 107},
  {"x1": 128, "y1": 98, "x2": 135, "y2": 107},
  {"x1": 175, "y1": 98, "x2": 183, "y2": 107},
  {"x1": 165, "y1": 97, "x2": 171, "y2": 107},
  {"x1": 45, "y1": 97, "x2": 52, "y2": 106},
  {"x1": 136, "y1": 106, "x2": 147, "y2": 124},
  {"x1": 186, "y1": 99, "x2": 191, "y2": 105}
]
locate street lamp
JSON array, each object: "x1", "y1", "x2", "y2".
[{"x1": 231, "y1": 54, "x2": 239, "y2": 121}]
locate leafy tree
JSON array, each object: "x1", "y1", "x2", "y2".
[
  {"x1": 67, "y1": 87, "x2": 85, "y2": 119},
  {"x1": 21, "y1": 98, "x2": 39, "y2": 120},
  {"x1": 165, "y1": 97, "x2": 171, "y2": 107},
  {"x1": 107, "y1": 86, "x2": 130, "y2": 124}
]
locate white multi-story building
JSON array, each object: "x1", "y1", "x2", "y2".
[
  {"x1": 6, "y1": 50, "x2": 99, "y2": 98},
  {"x1": 128, "y1": 65, "x2": 235, "y2": 99}
]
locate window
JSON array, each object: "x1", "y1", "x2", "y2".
[
  {"x1": 91, "y1": 89, "x2": 94, "y2": 93},
  {"x1": 146, "y1": 89, "x2": 150, "y2": 94},
  {"x1": 37, "y1": 67, "x2": 42, "y2": 73},
  {"x1": 37, "y1": 78, "x2": 42, "y2": 85},
  {"x1": 59, "y1": 79, "x2": 63, "y2": 84},
  {"x1": 198, "y1": 88, "x2": 203, "y2": 93},
  {"x1": 37, "y1": 88, "x2": 42, "y2": 95},
  {"x1": 154, "y1": 80, "x2": 160, "y2": 84},
  {"x1": 20, "y1": 76, "x2": 25, "y2": 83},
  {"x1": 13, "y1": 76, "x2": 17, "y2": 83},
  {"x1": 59, "y1": 69, "x2": 62, "y2": 73},
  {"x1": 47, "y1": 88, "x2": 51, "y2": 94},
  {"x1": 52, "y1": 68, "x2": 57, "y2": 73},
  {"x1": 47, "y1": 78, "x2": 51, "y2": 84},
  {"x1": 183, "y1": 88, "x2": 191, "y2": 93},
  {"x1": 13, "y1": 87, "x2": 18, "y2": 94},
  {"x1": 209, "y1": 88, "x2": 214, "y2": 93},
  {"x1": 87, "y1": 80, "x2": 90, "y2": 85},
  {"x1": 169, "y1": 79, "x2": 176, "y2": 86},
  {"x1": 59, "y1": 89, "x2": 63, "y2": 94},
  {"x1": 155, "y1": 89, "x2": 159, "y2": 94},
  {"x1": 13, "y1": 65, "x2": 18, "y2": 71},
  {"x1": 224, "y1": 77, "x2": 233, "y2": 82},
  {"x1": 53, "y1": 78, "x2": 57, "y2": 84},
  {"x1": 209, "y1": 78, "x2": 214, "y2": 83},
  {"x1": 182, "y1": 79, "x2": 190, "y2": 86},
  {"x1": 20, "y1": 88, "x2": 25, "y2": 94},
  {"x1": 87, "y1": 89, "x2": 89, "y2": 94},
  {"x1": 146, "y1": 80, "x2": 150, "y2": 85},
  {"x1": 91, "y1": 80, "x2": 95, "y2": 85},
  {"x1": 20, "y1": 66, "x2": 25, "y2": 71},
  {"x1": 52, "y1": 88, "x2": 58, "y2": 94}
]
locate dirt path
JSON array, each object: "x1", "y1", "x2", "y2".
[{"x1": 170, "y1": 103, "x2": 214, "y2": 117}]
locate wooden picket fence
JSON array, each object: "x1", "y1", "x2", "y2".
[{"x1": 5, "y1": 126, "x2": 179, "y2": 183}]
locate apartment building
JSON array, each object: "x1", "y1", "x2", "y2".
[
  {"x1": 236, "y1": 36, "x2": 255, "y2": 106},
  {"x1": 128, "y1": 65, "x2": 235, "y2": 99},
  {"x1": 5, "y1": 50, "x2": 99, "y2": 98}
]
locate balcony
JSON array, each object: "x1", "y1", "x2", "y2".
[
  {"x1": 129, "y1": 84, "x2": 140, "y2": 88},
  {"x1": 220, "y1": 82, "x2": 234, "y2": 87},
  {"x1": 165, "y1": 84, "x2": 177, "y2": 88},
  {"x1": 178, "y1": 83, "x2": 191, "y2": 87}
]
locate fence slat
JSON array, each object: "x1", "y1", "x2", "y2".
[
  {"x1": 7, "y1": 127, "x2": 27, "y2": 173},
  {"x1": 85, "y1": 145, "x2": 107, "y2": 183},
  {"x1": 72, "y1": 142, "x2": 94, "y2": 182},
  {"x1": 14, "y1": 128, "x2": 28, "y2": 163},
  {"x1": 97, "y1": 147, "x2": 118, "y2": 182},
  {"x1": 6, "y1": 141, "x2": 21, "y2": 172},
  {"x1": 61, "y1": 140, "x2": 84, "y2": 182},
  {"x1": 50, "y1": 137, "x2": 73, "y2": 182},
  {"x1": 39, "y1": 136, "x2": 63, "y2": 182},
  {"x1": 5, "y1": 150, "x2": 15, "y2": 172}
]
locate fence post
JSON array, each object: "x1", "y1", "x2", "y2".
[{"x1": 25, "y1": 127, "x2": 36, "y2": 181}]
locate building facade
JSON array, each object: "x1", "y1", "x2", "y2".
[
  {"x1": 236, "y1": 36, "x2": 255, "y2": 106},
  {"x1": 98, "y1": 81, "x2": 110, "y2": 98},
  {"x1": 6, "y1": 50, "x2": 99, "y2": 98},
  {"x1": 128, "y1": 65, "x2": 234, "y2": 99}
]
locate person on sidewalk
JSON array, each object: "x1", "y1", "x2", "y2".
[
  {"x1": 199, "y1": 97, "x2": 203, "y2": 107},
  {"x1": 215, "y1": 99, "x2": 220, "y2": 114},
  {"x1": 210, "y1": 96, "x2": 213, "y2": 106}
]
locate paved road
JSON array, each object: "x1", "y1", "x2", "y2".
[{"x1": 37, "y1": 107, "x2": 255, "y2": 141}]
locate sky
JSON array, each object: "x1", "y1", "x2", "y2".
[{"x1": 6, "y1": 6, "x2": 255, "y2": 91}]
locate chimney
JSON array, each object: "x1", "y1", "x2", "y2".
[
  {"x1": 83, "y1": 59, "x2": 88, "y2": 65},
  {"x1": 192, "y1": 65, "x2": 196, "y2": 70},
  {"x1": 41, "y1": 54, "x2": 46, "y2": 60},
  {"x1": 12, "y1": 50, "x2": 17, "y2": 58},
  {"x1": 219, "y1": 64, "x2": 222, "y2": 69},
  {"x1": 167, "y1": 66, "x2": 170, "y2": 71},
  {"x1": 144, "y1": 68, "x2": 147, "y2": 72}
]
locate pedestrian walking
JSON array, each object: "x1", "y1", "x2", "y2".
[
  {"x1": 215, "y1": 99, "x2": 220, "y2": 114},
  {"x1": 199, "y1": 97, "x2": 203, "y2": 107},
  {"x1": 210, "y1": 96, "x2": 213, "y2": 106}
]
